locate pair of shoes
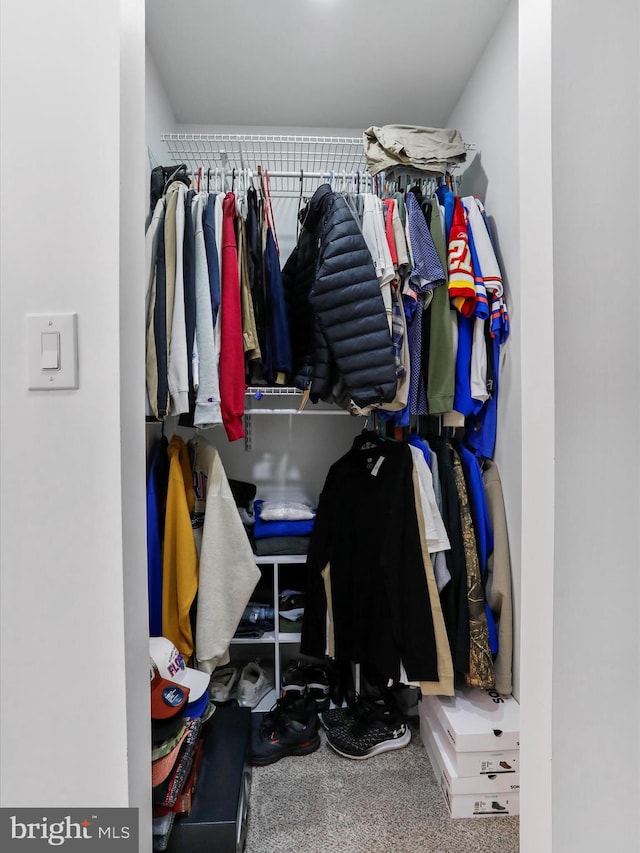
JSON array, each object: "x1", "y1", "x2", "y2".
[
  {"x1": 324, "y1": 694, "x2": 410, "y2": 760},
  {"x1": 281, "y1": 661, "x2": 330, "y2": 711},
  {"x1": 250, "y1": 693, "x2": 320, "y2": 766},
  {"x1": 209, "y1": 661, "x2": 273, "y2": 708}
]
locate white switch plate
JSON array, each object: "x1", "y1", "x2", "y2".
[{"x1": 27, "y1": 313, "x2": 79, "y2": 390}]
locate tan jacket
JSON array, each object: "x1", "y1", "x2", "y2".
[{"x1": 482, "y1": 459, "x2": 514, "y2": 694}]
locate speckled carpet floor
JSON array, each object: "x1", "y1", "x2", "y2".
[{"x1": 245, "y1": 720, "x2": 519, "y2": 853}]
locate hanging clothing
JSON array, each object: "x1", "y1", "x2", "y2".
[
  {"x1": 424, "y1": 198, "x2": 455, "y2": 414},
  {"x1": 410, "y1": 460, "x2": 455, "y2": 697},
  {"x1": 432, "y1": 440, "x2": 470, "y2": 679},
  {"x1": 147, "y1": 437, "x2": 169, "y2": 637},
  {"x1": 162, "y1": 436, "x2": 199, "y2": 662},
  {"x1": 246, "y1": 186, "x2": 268, "y2": 383},
  {"x1": 263, "y1": 226, "x2": 292, "y2": 383},
  {"x1": 203, "y1": 194, "x2": 222, "y2": 327},
  {"x1": 168, "y1": 182, "x2": 189, "y2": 415},
  {"x1": 301, "y1": 436, "x2": 439, "y2": 683},
  {"x1": 192, "y1": 192, "x2": 222, "y2": 429},
  {"x1": 449, "y1": 443, "x2": 494, "y2": 689},
  {"x1": 145, "y1": 198, "x2": 165, "y2": 418},
  {"x1": 236, "y1": 215, "x2": 261, "y2": 363},
  {"x1": 482, "y1": 458, "x2": 514, "y2": 695},
  {"x1": 285, "y1": 184, "x2": 398, "y2": 408},
  {"x1": 149, "y1": 205, "x2": 169, "y2": 419},
  {"x1": 458, "y1": 442, "x2": 498, "y2": 656},
  {"x1": 219, "y1": 193, "x2": 246, "y2": 441},
  {"x1": 191, "y1": 437, "x2": 261, "y2": 672},
  {"x1": 183, "y1": 189, "x2": 197, "y2": 409}
]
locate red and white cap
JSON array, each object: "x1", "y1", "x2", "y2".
[
  {"x1": 150, "y1": 660, "x2": 189, "y2": 720},
  {"x1": 149, "y1": 637, "x2": 209, "y2": 702}
]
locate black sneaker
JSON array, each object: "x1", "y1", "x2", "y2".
[
  {"x1": 325, "y1": 700, "x2": 410, "y2": 759},
  {"x1": 260, "y1": 692, "x2": 318, "y2": 731},
  {"x1": 281, "y1": 660, "x2": 307, "y2": 697},
  {"x1": 305, "y1": 664, "x2": 330, "y2": 711},
  {"x1": 279, "y1": 590, "x2": 305, "y2": 622},
  {"x1": 320, "y1": 706, "x2": 352, "y2": 729},
  {"x1": 250, "y1": 695, "x2": 320, "y2": 766}
]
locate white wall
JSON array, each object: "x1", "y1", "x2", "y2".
[
  {"x1": 446, "y1": 0, "x2": 522, "y2": 700},
  {"x1": 146, "y1": 43, "x2": 177, "y2": 168},
  {"x1": 550, "y1": 1, "x2": 640, "y2": 850},
  {"x1": 0, "y1": 2, "x2": 149, "y2": 848},
  {"x1": 518, "y1": 1, "x2": 556, "y2": 847},
  {"x1": 120, "y1": 0, "x2": 152, "y2": 848}
]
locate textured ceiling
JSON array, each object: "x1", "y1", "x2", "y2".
[{"x1": 146, "y1": 0, "x2": 512, "y2": 129}]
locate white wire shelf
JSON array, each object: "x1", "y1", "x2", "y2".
[
  {"x1": 161, "y1": 132, "x2": 368, "y2": 196},
  {"x1": 162, "y1": 133, "x2": 367, "y2": 173},
  {"x1": 161, "y1": 132, "x2": 477, "y2": 196}
]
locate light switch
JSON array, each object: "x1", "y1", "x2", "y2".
[
  {"x1": 27, "y1": 313, "x2": 79, "y2": 390},
  {"x1": 41, "y1": 332, "x2": 60, "y2": 370}
]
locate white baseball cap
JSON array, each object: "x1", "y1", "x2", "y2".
[{"x1": 149, "y1": 637, "x2": 210, "y2": 701}]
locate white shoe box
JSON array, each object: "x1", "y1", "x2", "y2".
[
  {"x1": 421, "y1": 715, "x2": 520, "y2": 796},
  {"x1": 420, "y1": 705, "x2": 520, "y2": 818},
  {"x1": 442, "y1": 789, "x2": 519, "y2": 819},
  {"x1": 419, "y1": 699, "x2": 519, "y2": 777},
  {"x1": 422, "y1": 686, "x2": 520, "y2": 752}
]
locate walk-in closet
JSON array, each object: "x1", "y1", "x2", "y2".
[
  {"x1": 144, "y1": 1, "x2": 523, "y2": 849},
  {"x1": 2, "y1": 2, "x2": 639, "y2": 853}
]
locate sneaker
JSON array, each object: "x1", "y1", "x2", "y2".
[
  {"x1": 250, "y1": 695, "x2": 320, "y2": 766},
  {"x1": 261, "y1": 691, "x2": 318, "y2": 732},
  {"x1": 320, "y1": 705, "x2": 353, "y2": 729},
  {"x1": 279, "y1": 590, "x2": 305, "y2": 622},
  {"x1": 237, "y1": 661, "x2": 273, "y2": 709},
  {"x1": 305, "y1": 664, "x2": 330, "y2": 711},
  {"x1": 281, "y1": 660, "x2": 307, "y2": 697},
  {"x1": 209, "y1": 666, "x2": 240, "y2": 703},
  {"x1": 326, "y1": 699, "x2": 410, "y2": 760}
]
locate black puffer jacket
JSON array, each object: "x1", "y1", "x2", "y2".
[{"x1": 282, "y1": 185, "x2": 397, "y2": 407}]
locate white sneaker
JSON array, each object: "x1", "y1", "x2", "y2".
[
  {"x1": 237, "y1": 661, "x2": 273, "y2": 708},
  {"x1": 209, "y1": 666, "x2": 240, "y2": 703}
]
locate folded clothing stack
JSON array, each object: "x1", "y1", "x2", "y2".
[
  {"x1": 253, "y1": 500, "x2": 316, "y2": 556},
  {"x1": 234, "y1": 602, "x2": 275, "y2": 638}
]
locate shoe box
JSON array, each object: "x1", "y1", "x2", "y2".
[
  {"x1": 419, "y1": 696, "x2": 519, "y2": 778},
  {"x1": 422, "y1": 687, "x2": 520, "y2": 752},
  {"x1": 166, "y1": 705, "x2": 252, "y2": 853},
  {"x1": 419, "y1": 689, "x2": 520, "y2": 820}
]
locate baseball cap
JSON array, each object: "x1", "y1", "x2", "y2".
[
  {"x1": 150, "y1": 637, "x2": 210, "y2": 702},
  {"x1": 150, "y1": 661, "x2": 190, "y2": 720},
  {"x1": 152, "y1": 723, "x2": 191, "y2": 787},
  {"x1": 152, "y1": 709, "x2": 187, "y2": 748},
  {"x1": 184, "y1": 689, "x2": 209, "y2": 720},
  {"x1": 152, "y1": 720, "x2": 189, "y2": 761}
]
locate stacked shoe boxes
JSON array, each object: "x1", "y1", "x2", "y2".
[{"x1": 419, "y1": 687, "x2": 520, "y2": 819}]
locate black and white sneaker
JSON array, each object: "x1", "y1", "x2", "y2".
[
  {"x1": 281, "y1": 660, "x2": 307, "y2": 697},
  {"x1": 320, "y1": 706, "x2": 352, "y2": 729},
  {"x1": 305, "y1": 665, "x2": 330, "y2": 711},
  {"x1": 325, "y1": 700, "x2": 410, "y2": 759},
  {"x1": 279, "y1": 590, "x2": 305, "y2": 622}
]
